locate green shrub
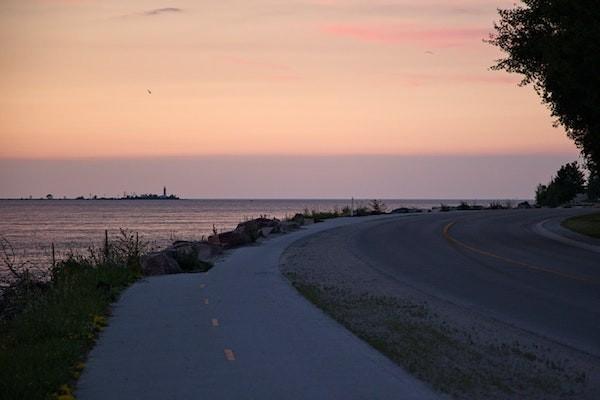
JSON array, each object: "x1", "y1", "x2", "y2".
[
  {"x1": 0, "y1": 258, "x2": 137, "y2": 399},
  {"x1": 0, "y1": 232, "x2": 143, "y2": 400}
]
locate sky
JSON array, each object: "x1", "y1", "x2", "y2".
[{"x1": 0, "y1": 0, "x2": 580, "y2": 198}]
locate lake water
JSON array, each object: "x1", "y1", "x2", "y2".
[{"x1": 0, "y1": 198, "x2": 519, "y2": 274}]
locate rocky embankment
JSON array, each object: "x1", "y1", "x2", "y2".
[{"x1": 140, "y1": 214, "x2": 311, "y2": 276}]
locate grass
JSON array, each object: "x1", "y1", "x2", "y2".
[
  {"x1": 0, "y1": 242, "x2": 139, "y2": 399},
  {"x1": 562, "y1": 212, "x2": 600, "y2": 239},
  {"x1": 301, "y1": 204, "x2": 377, "y2": 222},
  {"x1": 283, "y1": 274, "x2": 587, "y2": 399}
]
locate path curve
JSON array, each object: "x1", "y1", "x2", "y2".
[{"x1": 77, "y1": 214, "x2": 442, "y2": 400}]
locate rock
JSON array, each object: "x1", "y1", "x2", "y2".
[
  {"x1": 217, "y1": 230, "x2": 252, "y2": 248},
  {"x1": 194, "y1": 241, "x2": 222, "y2": 260},
  {"x1": 169, "y1": 240, "x2": 222, "y2": 262},
  {"x1": 292, "y1": 213, "x2": 305, "y2": 225},
  {"x1": 206, "y1": 217, "x2": 283, "y2": 249},
  {"x1": 234, "y1": 218, "x2": 282, "y2": 240},
  {"x1": 235, "y1": 220, "x2": 261, "y2": 241},
  {"x1": 256, "y1": 218, "x2": 282, "y2": 232},
  {"x1": 280, "y1": 220, "x2": 300, "y2": 232},
  {"x1": 253, "y1": 217, "x2": 281, "y2": 228},
  {"x1": 207, "y1": 234, "x2": 220, "y2": 245},
  {"x1": 140, "y1": 252, "x2": 181, "y2": 276},
  {"x1": 260, "y1": 226, "x2": 274, "y2": 237}
]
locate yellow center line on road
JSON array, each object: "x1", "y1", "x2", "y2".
[
  {"x1": 443, "y1": 221, "x2": 599, "y2": 285},
  {"x1": 211, "y1": 318, "x2": 219, "y2": 327},
  {"x1": 224, "y1": 349, "x2": 236, "y2": 361}
]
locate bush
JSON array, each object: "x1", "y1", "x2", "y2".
[
  {"x1": 355, "y1": 206, "x2": 371, "y2": 216},
  {"x1": 303, "y1": 209, "x2": 341, "y2": 221},
  {"x1": 0, "y1": 258, "x2": 137, "y2": 399},
  {"x1": 0, "y1": 233, "x2": 142, "y2": 400},
  {"x1": 369, "y1": 199, "x2": 387, "y2": 215}
]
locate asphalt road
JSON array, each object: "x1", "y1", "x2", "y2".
[
  {"x1": 350, "y1": 208, "x2": 600, "y2": 357},
  {"x1": 77, "y1": 214, "x2": 442, "y2": 400}
]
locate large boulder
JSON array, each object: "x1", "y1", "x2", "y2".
[
  {"x1": 234, "y1": 220, "x2": 261, "y2": 241},
  {"x1": 235, "y1": 218, "x2": 282, "y2": 240},
  {"x1": 207, "y1": 234, "x2": 220, "y2": 245},
  {"x1": 140, "y1": 252, "x2": 181, "y2": 276},
  {"x1": 164, "y1": 241, "x2": 220, "y2": 272},
  {"x1": 216, "y1": 230, "x2": 253, "y2": 248},
  {"x1": 253, "y1": 217, "x2": 281, "y2": 228},
  {"x1": 170, "y1": 240, "x2": 221, "y2": 261},
  {"x1": 207, "y1": 218, "x2": 282, "y2": 249},
  {"x1": 260, "y1": 226, "x2": 274, "y2": 237},
  {"x1": 292, "y1": 213, "x2": 305, "y2": 225},
  {"x1": 279, "y1": 220, "x2": 301, "y2": 232}
]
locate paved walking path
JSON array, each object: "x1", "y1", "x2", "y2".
[{"x1": 77, "y1": 215, "x2": 441, "y2": 400}]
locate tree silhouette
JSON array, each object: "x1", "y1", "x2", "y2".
[
  {"x1": 489, "y1": 1, "x2": 600, "y2": 176},
  {"x1": 535, "y1": 162, "x2": 585, "y2": 206}
]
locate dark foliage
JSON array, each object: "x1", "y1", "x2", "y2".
[
  {"x1": 489, "y1": 1, "x2": 600, "y2": 175},
  {"x1": 369, "y1": 199, "x2": 388, "y2": 215},
  {"x1": 535, "y1": 162, "x2": 586, "y2": 206},
  {"x1": 587, "y1": 174, "x2": 600, "y2": 201}
]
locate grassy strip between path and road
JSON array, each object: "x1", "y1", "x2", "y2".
[
  {"x1": 283, "y1": 274, "x2": 588, "y2": 400},
  {"x1": 562, "y1": 212, "x2": 600, "y2": 239}
]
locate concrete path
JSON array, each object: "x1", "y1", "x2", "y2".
[{"x1": 77, "y1": 215, "x2": 442, "y2": 400}]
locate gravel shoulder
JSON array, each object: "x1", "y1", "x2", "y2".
[{"x1": 280, "y1": 217, "x2": 600, "y2": 400}]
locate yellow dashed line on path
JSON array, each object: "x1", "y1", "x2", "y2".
[
  {"x1": 443, "y1": 222, "x2": 598, "y2": 285},
  {"x1": 211, "y1": 318, "x2": 219, "y2": 327},
  {"x1": 224, "y1": 349, "x2": 236, "y2": 361}
]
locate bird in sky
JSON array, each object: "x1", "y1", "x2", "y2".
[
  {"x1": 425, "y1": 50, "x2": 435, "y2": 55},
  {"x1": 147, "y1": 89, "x2": 152, "y2": 95}
]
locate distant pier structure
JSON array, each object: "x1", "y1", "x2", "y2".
[{"x1": 119, "y1": 187, "x2": 178, "y2": 200}]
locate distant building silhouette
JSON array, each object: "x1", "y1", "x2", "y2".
[{"x1": 163, "y1": 186, "x2": 167, "y2": 197}]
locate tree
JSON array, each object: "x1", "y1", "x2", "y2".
[
  {"x1": 588, "y1": 174, "x2": 600, "y2": 201},
  {"x1": 488, "y1": 1, "x2": 600, "y2": 176},
  {"x1": 535, "y1": 161, "x2": 585, "y2": 206}
]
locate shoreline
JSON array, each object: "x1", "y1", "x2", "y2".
[{"x1": 2, "y1": 206, "x2": 596, "y2": 400}]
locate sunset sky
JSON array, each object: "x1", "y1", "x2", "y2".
[{"x1": 0, "y1": 0, "x2": 581, "y2": 198}]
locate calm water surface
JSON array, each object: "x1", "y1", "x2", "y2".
[{"x1": 0, "y1": 199, "x2": 517, "y2": 272}]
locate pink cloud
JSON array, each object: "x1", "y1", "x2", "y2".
[{"x1": 322, "y1": 24, "x2": 490, "y2": 48}]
